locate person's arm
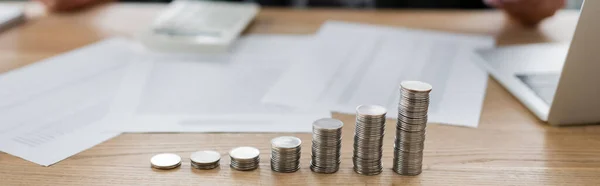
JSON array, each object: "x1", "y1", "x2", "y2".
[
  {"x1": 485, "y1": 0, "x2": 566, "y2": 26},
  {"x1": 36, "y1": 0, "x2": 115, "y2": 12},
  {"x1": 36, "y1": 0, "x2": 249, "y2": 12}
]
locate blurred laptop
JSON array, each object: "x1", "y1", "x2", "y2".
[
  {"x1": 0, "y1": 4, "x2": 24, "y2": 32},
  {"x1": 477, "y1": 0, "x2": 600, "y2": 126}
]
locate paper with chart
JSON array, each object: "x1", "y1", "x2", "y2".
[
  {"x1": 106, "y1": 34, "x2": 331, "y2": 133},
  {"x1": 0, "y1": 38, "x2": 136, "y2": 166},
  {"x1": 262, "y1": 21, "x2": 494, "y2": 127}
]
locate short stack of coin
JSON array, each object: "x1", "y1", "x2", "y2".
[
  {"x1": 190, "y1": 150, "x2": 221, "y2": 170},
  {"x1": 310, "y1": 118, "x2": 343, "y2": 174},
  {"x1": 229, "y1": 146, "x2": 261, "y2": 171},
  {"x1": 270, "y1": 136, "x2": 302, "y2": 173},
  {"x1": 150, "y1": 153, "x2": 182, "y2": 170},
  {"x1": 353, "y1": 105, "x2": 387, "y2": 175},
  {"x1": 394, "y1": 81, "x2": 432, "y2": 176}
]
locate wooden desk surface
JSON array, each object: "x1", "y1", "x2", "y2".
[{"x1": 1, "y1": 3, "x2": 599, "y2": 185}]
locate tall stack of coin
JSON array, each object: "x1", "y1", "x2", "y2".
[
  {"x1": 310, "y1": 118, "x2": 343, "y2": 174},
  {"x1": 353, "y1": 105, "x2": 387, "y2": 175},
  {"x1": 190, "y1": 150, "x2": 221, "y2": 170},
  {"x1": 271, "y1": 136, "x2": 302, "y2": 173},
  {"x1": 229, "y1": 146, "x2": 260, "y2": 171},
  {"x1": 394, "y1": 81, "x2": 432, "y2": 176}
]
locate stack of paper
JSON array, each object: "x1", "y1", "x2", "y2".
[
  {"x1": 0, "y1": 21, "x2": 493, "y2": 166},
  {"x1": 0, "y1": 38, "x2": 133, "y2": 166},
  {"x1": 263, "y1": 21, "x2": 493, "y2": 127},
  {"x1": 105, "y1": 35, "x2": 331, "y2": 133}
]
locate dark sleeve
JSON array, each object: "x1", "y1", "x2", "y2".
[
  {"x1": 254, "y1": 0, "x2": 293, "y2": 6},
  {"x1": 376, "y1": 0, "x2": 490, "y2": 9}
]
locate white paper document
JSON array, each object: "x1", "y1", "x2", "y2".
[
  {"x1": 263, "y1": 21, "x2": 494, "y2": 127},
  {"x1": 0, "y1": 38, "x2": 136, "y2": 166},
  {"x1": 107, "y1": 34, "x2": 331, "y2": 133}
]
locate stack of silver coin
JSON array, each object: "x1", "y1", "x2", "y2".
[
  {"x1": 310, "y1": 118, "x2": 343, "y2": 174},
  {"x1": 353, "y1": 105, "x2": 387, "y2": 175},
  {"x1": 150, "y1": 153, "x2": 182, "y2": 170},
  {"x1": 229, "y1": 146, "x2": 261, "y2": 171},
  {"x1": 271, "y1": 136, "x2": 302, "y2": 173},
  {"x1": 190, "y1": 150, "x2": 221, "y2": 170},
  {"x1": 394, "y1": 81, "x2": 432, "y2": 176}
]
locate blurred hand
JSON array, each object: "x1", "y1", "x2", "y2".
[
  {"x1": 36, "y1": 0, "x2": 106, "y2": 12},
  {"x1": 485, "y1": 0, "x2": 566, "y2": 26}
]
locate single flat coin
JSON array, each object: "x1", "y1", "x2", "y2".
[
  {"x1": 229, "y1": 147, "x2": 260, "y2": 160},
  {"x1": 271, "y1": 136, "x2": 302, "y2": 149},
  {"x1": 313, "y1": 118, "x2": 344, "y2": 130},
  {"x1": 356, "y1": 105, "x2": 387, "y2": 116},
  {"x1": 191, "y1": 150, "x2": 221, "y2": 164},
  {"x1": 151, "y1": 153, "x2": 182, "y2": 170},
  {"x1": 401, "y1": 81, "x2": 433, "y2": 92}
]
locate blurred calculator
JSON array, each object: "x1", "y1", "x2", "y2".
[
  {"x1": 139, "y1": 0, "x2": 259, "y2": 53},
  {"x1": 0, "y1": 4, "x2": 25, "y2": 32}
]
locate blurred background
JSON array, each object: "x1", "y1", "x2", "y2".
[{"x1": 0, "y1": 0, "x2": 586, "y2": 9}]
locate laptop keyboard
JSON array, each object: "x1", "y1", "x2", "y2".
[{"x1": 516, "y1": 73, "x2": 560, "y2": 105}]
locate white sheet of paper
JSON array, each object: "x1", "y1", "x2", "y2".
[
  {"x1": 0, "y1": 38, "x2": 136, "y2": 166},
  {"x1": 263, "y1": 21, "x2": 493, "y2": 127},
  {"x1": 106, "y1": 34, "x2": 331, "y2": 133}
]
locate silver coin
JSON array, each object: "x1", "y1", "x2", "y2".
[
  {"x1": 396, "y1": 129, "x2": 426, "y2": 142},
  {"x1": 312, "y1": 146, "x2": 341, "y2": 153},
  {"x1": 191, "y1": 160, "x2": 220, "y2": 170},
  {"x1": 356, "y1": 105, "x2": 387, "y2": 117},
  {"x1": 311, "y1": 153, "x2": 341, "y2": 159},
  {"x1": 311, "y1": 163, "x2": 340, "y2": 169},
  {"x1": 191, "y1": 150, "x2": 221, "y2": 164},
  {"x1": 311, "y1": 137, "x2": 342, "y2": 146},
  {"x1": 310, "y1": 156, "x2": 340, "y2": 162},
  {"x1": 353, "y1": 167, "x2": 382, "y2": 176},
  {"x1": 393, "y1": 165, "x2": 422, "y2": 176},
  {"x1": 229, "y1": 147, "x2": 260, "y2": 160},
  {"x1": 397, "y1": 116, "x2": 428, "y2": 125},
  {"x1": 400, "y1": 81, "x2": 433, "y2": 93},
  {"x1": 399, "y1": 99, "x2": 430, "y2": 107},
  {"x1": 230, "y1": 157, "x2": 260, "y2": 170},
  {"x1": 313, "y1": 118, "x2": 344, "y2": 130},
  {"x1": 271, "y1": 136, "x2": 302, "y2": 173},
  {"x1": 151, "y1": 153, "x2": 182, "y2": 170},
  {"x1": 190, "y1": 150, "x2": 221, "y2": 170},
  {"x1": 310, "y1": 164, "x2": 339, "y2": 174},
  {"x1": 398, "y1": 110, "x2": 428, "y2": 119},
  {"x1": 230, "y1": 163, "x2": 259, "y2": 171},
  {"x1": 398, "y1": 105, "x2": 429, "y2": 113},
  {"x1": 401, "y1": 92, "x2": 430, "y2": 100},
  {"x1": 271, "y1": 136, "x2": 302, "y2": 149},
  {"x1": 229, "y1": 146, "x2": 260, "y2": 171},
  {"x1": 398, "y1": 124, "x2": 427, "y2": 132}
]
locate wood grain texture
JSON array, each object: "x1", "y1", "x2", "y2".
[{"x1": 1, "y1": 2, "x2": 598, "y2": 185}]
